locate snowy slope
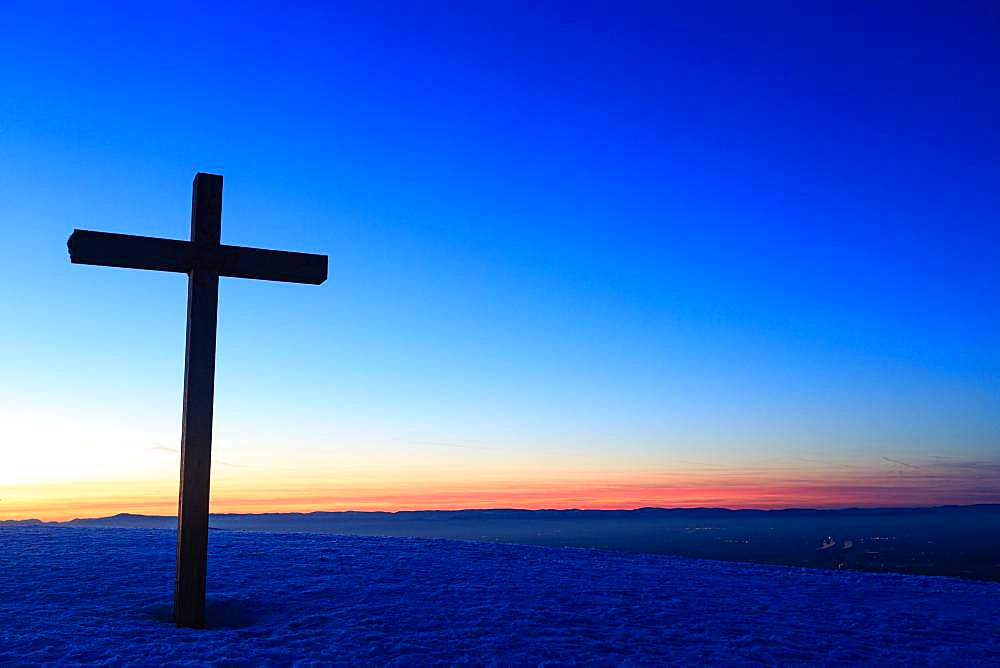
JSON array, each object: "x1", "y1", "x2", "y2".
[{"x1": 1, "y1": 527, "x2": 997, "y2": 665}]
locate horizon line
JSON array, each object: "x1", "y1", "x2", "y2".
[{"x1": 7, "y1": 502, "x2": 1000, "y2": 524}]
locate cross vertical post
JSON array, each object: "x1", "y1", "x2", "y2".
[{"x1": 174, "y1": 174, "x2": 222, "y2": 628}]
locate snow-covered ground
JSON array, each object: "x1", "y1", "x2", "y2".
[{"x1": 1, "y1": 527, "x2": 997, "y2": 665}]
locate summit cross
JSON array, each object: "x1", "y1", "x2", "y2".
[{"x1": 68, "y1": 173, "x2": 328, "y2": 628}]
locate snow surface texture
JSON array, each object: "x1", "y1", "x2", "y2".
[{"x1": 1, "y1": 527, "x2": 998, "y2": 665}]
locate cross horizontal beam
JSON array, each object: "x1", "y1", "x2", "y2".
[
  {"x1": 68, "y1": 229, "x2": 328, "y2": 285},
  {"x1": 214, "y1": 243, "x2": 328, "y2": 284},
  {"x1": 68, "y1": 230, "x2": 193, "y2": 274}
]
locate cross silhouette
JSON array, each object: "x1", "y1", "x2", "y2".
[{"x1": 68, "y1": 173, "x2": 328, "y2": 627}]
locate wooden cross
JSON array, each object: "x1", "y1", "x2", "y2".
[{"x1": 67, "y1": 173, "x2": 328, "y2": 628}]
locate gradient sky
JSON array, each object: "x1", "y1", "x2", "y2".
[{"x1": 2, "y1": 2, "x2": 998, "y2": 520}]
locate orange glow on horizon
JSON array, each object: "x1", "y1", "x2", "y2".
[{"x1": 6, "y1": 459, "x2": 998, "y2": 522}]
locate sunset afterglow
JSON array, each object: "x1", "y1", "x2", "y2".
[{"x1": 2, "y1": 3, "x2": 998, "y2": 521}]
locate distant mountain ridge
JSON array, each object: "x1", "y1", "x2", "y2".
[
  {"x1": 6, "y1": 504, "x2": 999, "y2": 527},
  {"x1": 7, "y1": 505, "x2": 999, "y2": 580}
]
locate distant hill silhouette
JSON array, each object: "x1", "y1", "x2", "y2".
[{"x1": 9, "y1": 505, "x2": 998, "y2": 580}]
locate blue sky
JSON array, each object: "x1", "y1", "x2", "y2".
[{"x1": 1, "y1": 2, "x2": 998, "y2": 516}]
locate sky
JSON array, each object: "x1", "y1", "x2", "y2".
[{"x1": 1, "y1": 1, "x2": 998, "y2": 520}]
